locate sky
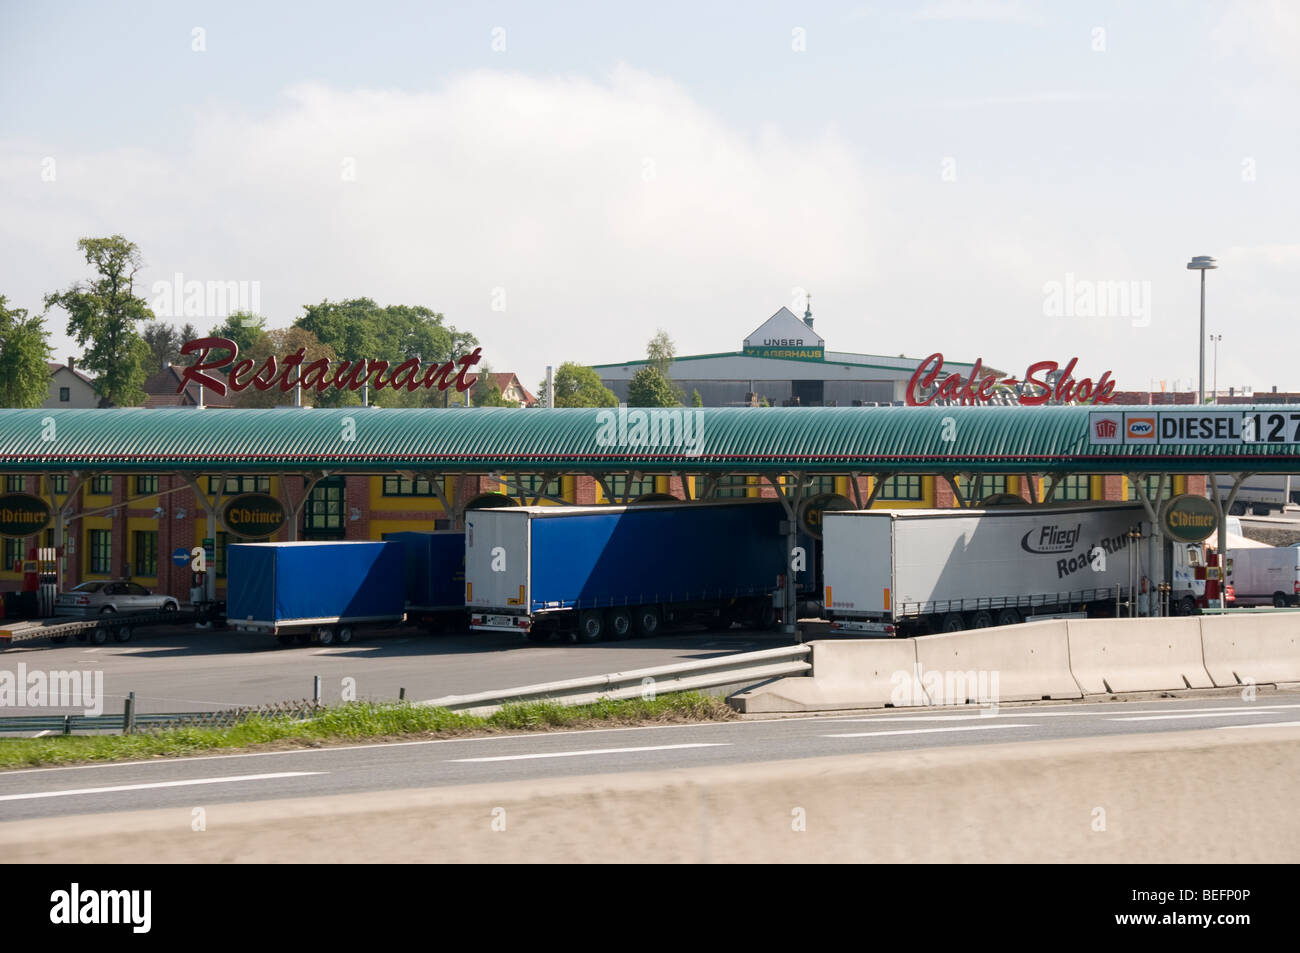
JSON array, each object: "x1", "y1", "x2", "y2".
[{"x1": 1, "y1": 0, "x2": 1297, "y2": 396}]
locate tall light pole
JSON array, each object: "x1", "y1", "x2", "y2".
[
  {"x1": 1210, "y1": 333, "x2": 1222, "y2": 403},
  {"x1": 1187, "y1": 256, "x2": 1218, "y2": 404}
]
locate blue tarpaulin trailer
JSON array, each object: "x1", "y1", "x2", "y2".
[
  {"x1": 226, "y1": 541, "x2": 405, "y2": 645},
  {"x1": 382, "y1": 531, "x2": 468, "y2": 631},
  {"x1": 465, "y1": 500, "x2": 813, "y2": 642}
]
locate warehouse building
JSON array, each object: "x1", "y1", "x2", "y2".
[{"x1": 591, "y1": 304, "x2": 988, "y2": 407}]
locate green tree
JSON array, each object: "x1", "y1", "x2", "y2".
[
  {"x1": 538, "y1": 362, "x2": 619, "y2": 408},
  {"x1": 141, "y1": 321, "x2": 198, "y2": 377},
  {"x1": 627, "y1": 366, "x2": 680, "y2": 407},
  {"x1": 691, "y1": 388, "x2": 703, "y2": 407},
  {"x1": 44, "y1": 235, "x2": 154, "y2": 406},
  {"x1": 643, "y1": 330, "x2": 684, "y2": 404},
  {"x1": 295, "y1": 299, "x2": 479, "y2": 408},
  {"x1": 209, "y1": 311, "x2": 270, "y2": 356},
  {"x1": 234, "y1": 327, "x2": 336, "y2": 408},
  {"x1": 0, "y1": 296, "x2": 53, "y2": 407},
  {"x1": 471, "y1": 365, "x2": 515, "y2": 407}
]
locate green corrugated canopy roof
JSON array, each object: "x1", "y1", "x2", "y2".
[{"x1": 0, "y1": 406, "x2": 1297, "y2": 474}]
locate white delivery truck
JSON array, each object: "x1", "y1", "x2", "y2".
[
  {"x1": 1223, "y1": 545, "x2": 1300, "y2": 607},
  {"x1": 823, "y1": 502, "x2": 1206, "y2": 636}
]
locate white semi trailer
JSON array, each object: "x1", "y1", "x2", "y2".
[{"x1": 823, "y1": 502, "x2": 1206, "y2": 636}]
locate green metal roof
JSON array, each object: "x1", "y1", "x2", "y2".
[{"x1": 0, "y1": 406, "x2": 1297, "y2": 474}]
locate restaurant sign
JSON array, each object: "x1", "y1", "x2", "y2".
[
  {"x1": 177, "y1": 338, "x2": 483, "y2": 398},
  {"x1": 221, "y1": 494, "x2": 286, "y2": 538}
]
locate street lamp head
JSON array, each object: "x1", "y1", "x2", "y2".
[{"x1": 1187, "y1": 256, "x2": 1218, "y2": 270}]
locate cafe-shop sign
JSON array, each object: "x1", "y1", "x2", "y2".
[
  {"x1": 1162, "y1": 494, "x2": 1219, "y2": 543},
  {"x1": 0, "y1": 493, "x2": 51, "y2": 538},
  {"x1": 222, "y1": 494, "x2": 286, "y2": 538},
  {"x1": 906, "y1": 353, "x2": 1117, "y2": 406}
]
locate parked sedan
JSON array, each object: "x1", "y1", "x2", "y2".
[{"x1": 55, "y1": 581, "x2": 180, "y2": 617}]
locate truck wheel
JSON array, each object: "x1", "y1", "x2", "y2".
[
  {"x1": 336, "y1": 627, "x2": 353, "y2": 644},
  {"x1": 940, "y1": 612, "x2": 965, "y2": 633},
  {"x1": 317, "y1": 627, "x2": 335, "y2": 646},
  {"x1": 1229, "y1": 501, "x2": 1246, "y2": 516},
  {"x1": 1175, "y1": 596, "x2": 1198, "y2": 616},
  {"x1": 751, "y1": 602, "x2": 778, "y2": 630},
  {"x1": 1274, "y1": 593, "x2": 1289, "y2": 608},
  {"x1": 995, "y1": 608, "x2": 1021, "y2": 627},
  {"x1": 607, "y1": 608, "x2": 633, "y2": 641},
  {"x1": 90, "y1": 627, "x2": 109, "y2": 645},
  {"x1": 113, "y1": 627, "x2": 132, "y2": 644},
  {"x1": 634, "y1": 606, "x2": 662, "y2": 638},
  {"x1": 576, "y1": 610, "x2": 604, "y2": 642},
  {"x1": 969, "y1": 610, "x2": 994, "y2": 629},
  {"x1": 1253, "y1": 504, "x2": 1271, "y2": 516}
]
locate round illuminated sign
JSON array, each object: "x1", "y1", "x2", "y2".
[
  {"x1": 0, "y1": 493, "x2": 51, "y2": 538},
  {"x1": 1162, "y1": 494, "x2": 1219, "y2": 542},
  {"x1": 222, "y1": 493, "x2": 285, "y2": 538},
  {"x1": 799, "y1": 493, "x2": 855, "y2": 540}
]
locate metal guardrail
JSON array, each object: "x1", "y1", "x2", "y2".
[
  {"x1": 0, "y1": 699, "x2": 321, "y2": 736},
  {"x1": 419, "y1": 644, "x2": 813, "y2": 715}
]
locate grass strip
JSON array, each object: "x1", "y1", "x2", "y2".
[{"x1": 0, "y1": 692, "x2": 737, "y2": 770}]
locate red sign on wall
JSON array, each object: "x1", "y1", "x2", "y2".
[
  {"x1": 905, "y1": 353, "x2": 1116, "y2": 407},
  {"x1": 177, "y1": 338, "x2": 482, "y2": 398}
]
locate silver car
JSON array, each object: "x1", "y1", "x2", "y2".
[{"x1": 55, "y1": 580, "x2": 180, "y2": 617}]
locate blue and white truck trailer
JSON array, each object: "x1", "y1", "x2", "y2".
[
  {"x1": 226, "y1": 540, "x2": 406, "y2": 645},
  {"x1": 466, "y1": 500, "x2": 811, "y2": 642},
  {"x1": 382, "y1": 530, "x2": 468, "y2": 631}
]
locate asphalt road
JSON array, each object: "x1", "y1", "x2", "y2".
[
  {"x1": 2, "y1": 692, "x2": 1296, "y2": 822},
  {"x1": 0, "y1": 622, "x2": 797, "y2": 715}
]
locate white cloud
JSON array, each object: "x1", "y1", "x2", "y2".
[{"x1": 0, "y1": 64, "x2": 1296, "y2": 394}]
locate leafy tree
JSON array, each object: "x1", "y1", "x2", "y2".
[
  {"x1": 691, "y1": 388, "x2": 703, "y2": 407},
  {"x1": 44, "y1": 235, "x2": 154, "y2": 406},
  {"x1": 643, "y1": 330, "x2": 683, "y2": 404},
  {"x1": 209, "y1": 311, "x2": 270, "y2": 357},
  {"x1": 295, "y1": 298, "x2": 479, "y2": 408},
  {"x1": 0, "y1": 296, "x2": 53, "y2": 407},
  {"x1": 471, "y1": 365, "x2": 515, "y2": 407},
  {"x1": 627, "y1": 366, "x2": 680, "y2": 407},
  {"x1": 537, "y1": 362, "x2": 618, "y2": 408},
  {"x1": 647, "y1": 329, "x2": 676, "y2": 376},
  {"x1": 141, "y1": 321, "x2": 198, "y2": 377},
  {"x1": 233, "y1": 327, "x2": 336, "y2": 408}
]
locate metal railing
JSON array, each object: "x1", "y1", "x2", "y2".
[{"x1": 419, "y1": 644, "x2": 813, "y2": 715}]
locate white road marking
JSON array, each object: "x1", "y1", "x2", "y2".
[
  {"x1": 1111, "y1": 711, "x2": 1272, "y2": 722},
  {"x1": 449, "y1": 743, "x2": 729, "y2": 763},
  {"x1": 1218, "y1": 721, "x2": 1300, "y2": 729},
  {"x1": 826, "y1": 724, "x2": 1035, "y2": 738},
  {"x1": 0, "y1": 771, "x2": 323, "y2": 802},
  {"x1": 830, "y1": 704, "x2": 1300, "y2": 723}
]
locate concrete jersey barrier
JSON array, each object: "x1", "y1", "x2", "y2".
[
  {"x1": 913, "y1": 619, "x2": 1082, "y2": 703},
  {"x1": 1065, "y1": 617, "x2": 1214, "y2": 694},
  {"x1": 731, "y1": 639, "x2": 920, "y2": 713},
  {"x1": 1200, "y1": 613, "x2": 1300, "y2": 688}
]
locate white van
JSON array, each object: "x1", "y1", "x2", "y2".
[{"x1": 1225, "y1": 546, "x2": 1300, "y2": 607}]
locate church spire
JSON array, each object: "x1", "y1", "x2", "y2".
[{"x1": 803, "y1": 292, "x2": 813, "y2": 329}]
